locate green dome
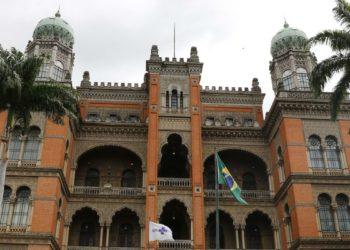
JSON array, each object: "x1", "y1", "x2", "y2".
[
  {"x1": 271, "y1": 22, "x2": 309, "y2": 57},
  {"x1": 33, "y1": 11, "x2": 74, "y2": 47}
]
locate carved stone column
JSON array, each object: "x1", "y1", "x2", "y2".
[
  {"x1": 105, "y1": 224, "x2": 110, "y2": 248},
  {"x1": 234, "y1": 224, "x2": 240, "y2": 249},
  {"x1": 241, "y1": 224, "x2": 246, "y2": 249},
  {"x1": 99, "y1": 225, "x2": 104, "y2": 249},
  {"x1": 273, "y1": 226, "x2": 279, "y2": 249},
  {"x1": 268, "y1": 170, "x2": 274, "y2": 195},
  {"x1": 69, "y1": 166, "x2": 76, "y2": 191}
]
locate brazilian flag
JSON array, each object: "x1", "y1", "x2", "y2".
[{"x1": 215, "y1": 153, "x2": 248, "y2": 205}]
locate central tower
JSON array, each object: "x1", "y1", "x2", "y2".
[{"x1": 145, "y1": 45, "x2": 205, "y2": 249}]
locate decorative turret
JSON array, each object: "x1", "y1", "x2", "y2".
[
  {"x1": 26, "y1": 10, "x2": 75, "y2": 85},
  {"x1": 269, "y1": 21, "x2": 316, "y2": 94}
]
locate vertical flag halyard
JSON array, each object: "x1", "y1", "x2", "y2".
[{"x1": 215, "y1": 153, "x2": 248, "y2": 205}]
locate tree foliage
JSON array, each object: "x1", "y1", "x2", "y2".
[{"x1": 309, "y1": 0, "x2": 350, "y2": 120}]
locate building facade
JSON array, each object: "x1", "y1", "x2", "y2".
[{"x1": 0, "y1": 12, "x2": 350, "y2": 250}]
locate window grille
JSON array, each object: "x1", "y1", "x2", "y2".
[
  {"x1": 318, "y1": 194, "x2": 336, "y2": 232},
  {"x1": 336, "y1": 194, "x2": 350, "y2": 232},
  {"x1": 8, "y1": 128, "x2": 21, "y2": 160},
  {"x1": 0, "y1": 186, "x2": 11, "y2": 226},
  {"x1": 22, "y1": 128, "x2": 40, "y2": 161},
  {"x1": 171, "y1": 89, "x2": 178, "y2": 109},
  {"x1": 325, "y1": 136, "x2": 341, "y2": 169}
]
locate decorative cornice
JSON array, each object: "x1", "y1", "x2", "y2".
[
  {"x1": 200, "y1": 90, "x2": 265, "y2": 105},
  {"x1": 0, "y1": 232, "x2": 60, "y2": 249},
  {"x1": 77, "y1": 87, "x2": 148, "y2": 102},
  {"x1": 77, "y1": 124, "x2": 148, "y2": 138},
  {"x1": 202, "y1": 127, "x2": 264, "y2": 140}
]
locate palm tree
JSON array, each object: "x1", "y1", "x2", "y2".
[
  {"x1": 309, "y1": 0, "x2": 350, "y2": 120},
  {"x1": 0, "y1": 45, "x2": 78, "y2": 205}
]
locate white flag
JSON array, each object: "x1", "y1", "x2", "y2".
[{"x1": 149, "y1": 221, "x2": 174, "y2": 242}]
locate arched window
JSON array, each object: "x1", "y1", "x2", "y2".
[
  {"x1": 22, "y1": 127, "x2": 40, "y2": 161},
  {"x1": 308, "y1": 135, "x2": 325, "y2": 168},
  {"x1": 171, "y1": 89, "x2": 178, "y2": 109},
  {"x1": 12, "y1": 187, "x2": 30, "y2": 226},
  {"x1": 166, "y1": 91, "x2": 169, "y2": 108},
  {"x1": 318, "y1": 194, "x2": 336, "y2": 232},
  {"x1": 336, "y1": 194, "x2": 350, "y2": 232},
  {"x1": 225, "y1": 118, "x2": 234, "y2": 126},
  {"x1": 121, "y1": 170, "x2": 136, "y2": 187},
  {"x1": 118, "y1": 223, "x2": 133, "y2": 247},
  {"x1": 8, "y1": 127, "x2": 21, "y2": 160},
  {"x1": 277, "y1": 147, "x2": 286, "y2": 183},
  {"x1": 282, "y1": 70, "x2": 293, "y2": 90},
  {"x1": 242, "y1": 172, "x2": 257, "y2": 190},
  {"x1": 0, "y1": 186, "x2": 12, "y2": 226},
  {"x1": 296, "y1": 68, "x2": 309, "y2": 90},
  {"x1": 325, "y1": 136, "x2": 341, "y2": 169},
  {"x1": 85, "y1": 168, "x2": 100, "y2": 187},
  {"x1": 79, "y1": 222, "x2": 96, "y2": 246}
]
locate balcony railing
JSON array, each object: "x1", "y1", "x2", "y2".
[
  {"x1": 204, "y1": 189, "x2": 273, "y2": 201},
  {"x1": 158, "y1": 178, "x2": 191, "y2": 188},
  {"x1": 158, "y1": 240, "x2": 193, "y2": 249},
  {"x1": 72, "y1": 186, "x2": 144, "y2": 196},
  {"x1": 311, "y1": 168, "x2": 346, "y2": 176},
  {"x1": 68, "y1": 247, "x2": 99, "y2": 250}
]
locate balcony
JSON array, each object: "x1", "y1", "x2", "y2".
[
  {"x1": 204, "y1": 189, "x2": 273, "y2": 201},
  {"x1": 68, "y1": 247, "x2": 99, "y2": 250},
  {"x1": 158, "y1": 178, "x2": 191, "y2": 188},
  {"x1": 311, "y1": 167, "x2": 348, "y2": 176},
  {"x1": 158, "y1": 240, "x2": 193, "y2": 249},
  {"x1": 72, "y1": 186, "x2": 145, "y2": 197}
]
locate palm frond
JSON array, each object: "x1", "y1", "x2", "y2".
[
  {"x1": 309, "y1": 30, "x2": 350, "y2": 51},
  {"x1": 309, "y1": 53, "x2": 349, "y2": 96},
  {"x1": 330, "y1": 66, "x2": 350, "y2": 120},
  {"x1": 334, "y1": 0, "x2": 350, "y2": 30},
  {"x1": 19, "y1": 56, "x2": 43, "y2": 91}
]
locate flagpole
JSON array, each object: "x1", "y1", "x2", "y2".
[{"x1": 214, "y1": 148, "x2": 220, "y2": 250}]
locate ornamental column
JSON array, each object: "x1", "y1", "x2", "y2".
[
  {"x1": 234, "y1": 224, "x2": 240, "y2": 249},
  {"x1": 188, "y1": 47, "x2": 205, "y2": 249},
  {"x1": 62, "y1": 223, "x2": 70, "y2": 250},
  {"x1": 105, "y1": 224, "x2": 111, "y2": 248},
  {"x1": 99, "y1": 225, "x2": 104, "y2": 249},
  {"x1": 241, "y1": 224, "x2": 246, "y2": 249},
  {"x1": 145, "y1": 45, "x2": 161, "y2": 249}
]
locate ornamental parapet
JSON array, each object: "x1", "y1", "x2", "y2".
[
  {"x1": 157, "y1": 178, "x2": 191, "y2": 189},
  {"x1": 204, "y1": 189, "x2": 273, "y2": 201},
  {"x1": 158, "y1": 240, "x2": 193, "y2": 249},
  {"x1": 72, "y1": 186, "x2": 145, "y2": 197},
  {"x1": 202, "y1": 127, "x2": 264, "y2": 140},
  {"x1": 76, "y1": 124, "x2": 148, "y2": 138}
]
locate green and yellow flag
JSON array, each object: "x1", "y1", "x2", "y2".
[{"x1": 215, "y1": 153, "x2": 248, "y2": 205}]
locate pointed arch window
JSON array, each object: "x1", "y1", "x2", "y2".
[
  {"x1": 79, "y1": 222, "x2": 96, "y2": 246},
  {"x1": 284, "y1": 204, "x2": 293, "y2": 245},
  {"x1": 12, "y1": 187, "x2": 30, "y2": 227},
  {"x1": 8, "y1": 127, "x2": 21, "y2": 160},
  {"x1": 85, "y1": 168, "x2": 100, "y2": 187},
  {"x1": 121, "y1": 170, "x2": 136, "y2": 187},
  {"x1": 22, "y1": 127, "x2": 41, "y2": 161},
  {"x1": 242, "y1": 172, "x2": 257, "y2": 190},
  {"x1": 336, "y1": 194, "x2": 350, "y2": 232},
  {"x1": 325, "y1": 136, "x2": 341, "y2": 169},
  {"x1": 308, "y1": 135, "x2": 325, "y2": 168},
  {"x1": 52, "y1": 60, "x2": 65, "y2": 81},
  {"x1": 118, "y1": 223, "x2": 133, "y2": 247},
  {"x1": 0, "y1": 186, "x2": 12, "y2": 226},
  {"x1": 282, "y1": 70, "x2": 293, "y2": 90},
  {"x1": 171, "y1": 89, "x2": 178, "y2": 109},
  {"x1": 318, "y1": 194, "x2": 336, "y2": 232}
]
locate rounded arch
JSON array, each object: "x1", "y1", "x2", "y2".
[
  {"x1": 318, "y1": 193, "x2": 332, "y2": 205},
  {"x1": 203, "y1": 147, "x2": 270, "y2": 169},
  {"x1": 16, "y1": 186, "x2": 31, "y2": 197},
  {"x1": 67, "y1": 205, "x2": 102, "y2": 224},
  {"x1": 242, "y1": 209, "x2": 276, "y2": 226},
  {"x1": 75, "y1": 143, "x2": 145, "y2": 169}
]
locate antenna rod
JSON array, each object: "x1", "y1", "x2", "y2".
[{"x1": 173, "y1": 23, "x2": 176, "y2": 58}]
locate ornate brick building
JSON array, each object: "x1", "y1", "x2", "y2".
[{"x1": 0, "y1": 12, "x2": 350, "y2": 250}]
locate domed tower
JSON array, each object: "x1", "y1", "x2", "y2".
[
  {"x1": 269, "y1": 21, "x2": 316, "y2": 94},
  {"x1": 26, "y1": 10, "x2": 75, "y2": 84}
]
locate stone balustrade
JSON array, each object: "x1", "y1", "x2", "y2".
[
  {"x1": 311, "y1": 168, "x2": 347, "y2": 176},
  {"x1": 158, "y1": 240, "x2": 193, "y2": 249},
  {"x1": 72, "y1": 186, "x2": 144, "y2": 197},
  {"x1": 67, "y1": 247, "x2": 99, "y2": 250},
  {"x1": 157, "y1": 178, "x2": 191, "y2": 188},
  {"x1": 204, "y1": 189, "x2": 273, "y2": 201}
]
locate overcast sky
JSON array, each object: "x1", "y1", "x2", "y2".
[{"x1": 0, "y1": 0, "x2": 342, "y2": 113}]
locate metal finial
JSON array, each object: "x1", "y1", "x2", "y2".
[
  {"x1": 283, "y1": 18, "x2": 289, "y2": 28},
  {"x1": 55, "y1": 6, "x2": 61, "y2": 17}
]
